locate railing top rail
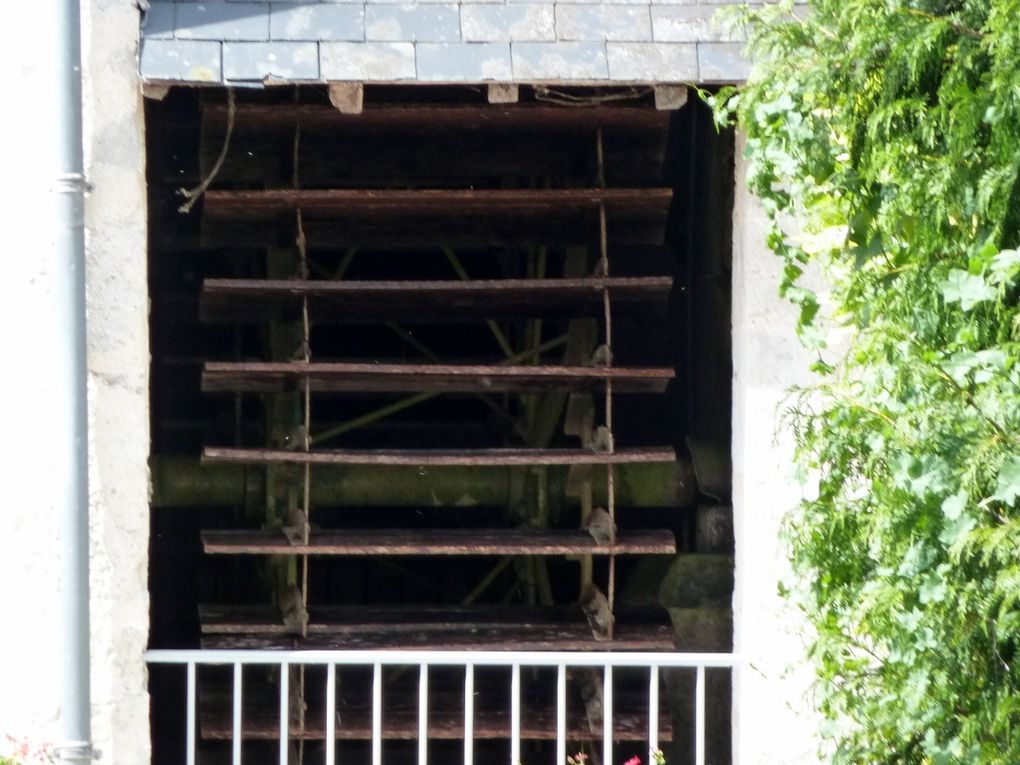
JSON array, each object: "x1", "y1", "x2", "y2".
[{"x1": 145, "y1": 649, "x2": 741, "y2": 668}]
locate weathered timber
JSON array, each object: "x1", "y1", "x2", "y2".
[
  {"x1": 191, "y1": 131, "x2": 666, "y2": 189},
  {"x1": 202, "y1": 188, "x2": 673, "y2": 222},
  {"x1": 198, "y1": 686, "x2": 671, "y2": 741},
  {"x1": 195, "y1": 215, "x2": 668, "y2": 249},
  {"x1": 200, "y1": 528, "x2": 677, "y2": 555},
  {"x1": 198, "y1": 604, "x2": 676, "y2": 651},
  {"x1": 150, "y1": 457, "x2": 699, "y2": 508},
  {"x1": 200, "y1": 276, "x2": 672, "y2": 323},
  {"x1": 203, "y1": 102, "x2": 672, "y2": 132},
  {"x1": 199, "y1": 603, "x2": 670, "y2": 635},
  {"x1": 201, "y1": 628, "x2": 673, "y2": 652},
  {"x1": 201, "y1": 446, "x2": 677, "y2": 467},
  {"x1": 201, "y1": 362, "x2": 674, "y2": 395},
  {"x1": 196, "y1": 689, "x2": 669, "y2": 742}
]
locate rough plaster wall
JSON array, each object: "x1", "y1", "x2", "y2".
[
  {"x1": 731, "y1": 133, "x2": 821, "y2": 764},
  {"x1": 82, "y1": 1, "x2": 151, "y2": 763}
]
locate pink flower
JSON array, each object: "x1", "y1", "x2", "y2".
[{"x1": 624, "y1": 757, "x2": 642, "y2": 765}]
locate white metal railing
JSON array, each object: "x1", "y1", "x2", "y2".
[{"x1": 146, "y1": 649, "x2": 739, "y2": 765}]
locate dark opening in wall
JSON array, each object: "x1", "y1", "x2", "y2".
[{"x1": 146, "y1": 84, "x2": 734, "y2": 765}]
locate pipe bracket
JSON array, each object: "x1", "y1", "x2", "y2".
[
  {"x1": 54, "y1": 741, "x2": 100, "y2": 763},
  {"x1": 51, "y1": 172, "x2": 91, "y2": 195}
]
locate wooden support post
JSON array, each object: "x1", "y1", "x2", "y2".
[
  {"x1": 142, "y1": 83, "x2": 171, "y2": 101},
  {"x1": 488, "y1": 83, "x2": 519, "y2": 104},
  {"x1": 328, "y1": 83, "x2": 364, "y2": 115},
  {"x1": 654, "y1": 84, "x2": 689, "y2": 111}
]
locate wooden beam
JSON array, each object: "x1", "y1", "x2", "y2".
[
  {"x1": 202, "y1": 102, "x2": 672, "y2": 131},
  {"x1": 198, "y1": 603, "x2": 677, "y2": 652},
  {"x1": 202, "y1": 187, "x2": 674, "y2": 221},
  {"x1": 201, "y1": 445, "x2": 678, "y2": 467},
  {"x1": 200, "y1": 276, "x2": 672, "y2": 323},
  {"x1": 201, "y1": 361, "x2": 674, "y2": 394},
  {"x1": 200, "y1": 528, "x2": 677, "y2": 555}
]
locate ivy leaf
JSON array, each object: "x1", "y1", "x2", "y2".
[
  {"x1": 941, "y1": 491, "x2": 967, "y2": 520},
  {"x1": 891, "y1": 454, "x2": 951, "y2": 499},
  {"x1": 945, "y1": 350, "x2": 1009, "y2": 385},
  {"x1": 942, "y1": 351, "x2": 979, "y2": 385},
  {"x1": 709, "y1": 0, "x2": 1020, "y2": 758},
  {"x1": 940, "y1": 270, "x2": 995, "y2": 311},
  {"x1": 919, "y1": 570, "x2": 948, "y2": 604},
  {"x1": 992, "y1": 457, "x2": 1020, "y2": 505},
  {"x1": 939, "y1": 512, "x2": 977, "y2": 546},
  {"x1": 989, "y1": 248, "x2": 1020, "y2": 286}
]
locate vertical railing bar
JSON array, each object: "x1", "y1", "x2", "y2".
[
  {"x1": 510, "y1": 663, "x2": 521, "y2": 765},
  {"x1": 418, "y1": 664, "x2": 429, "y2": 765},
  {"x1": 232, "y1": 662, "x2": 243, "y2": 765},
  {"x1": 556, "y1": 664, "x2": 566, "y2": 765},
  {"x1": 464, "y1": 664, "x2": 474, "y2": 765},
  {"x1": 603, "y1": 665, "x2": 613, "y2": 765},
  {"x1": 186, "y1": 661, "x2": 196, "y2": 765},
  {"x1": 695, "y1": 665, "x2": 706, "y2": 765},
  {"x1": 325, "y1": 663, "x2": 336, "y2": 765},
  {"x1": 372, "y1": 663, "x2": 383, "y2": 765},
  {"x1": 279, "y1": 662, "x2": 290, "y2": 765},
  {"x1": 648, "y1": 664, "x2": 659, "y2": 757}
]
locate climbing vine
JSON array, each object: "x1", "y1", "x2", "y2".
[{"x1": 711, "y1": 0, "x2": 1020, "y2": 762}]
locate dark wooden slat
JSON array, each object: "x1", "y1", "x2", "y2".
[
  {"x1": 194, "y1": 214, "x2": 668, "y2": 249},
  {"x1": 202, "y1": 446, "x2": 677, "y2": 467},
  {"x1": 202, "y1": 188, "x2": 673, "y2": 221},
  {"x1": 201, "y1": 703, "x2": 670, "y2": 741},
  {"x1": 199, "y1": 604, "x2": 671, "y2": 636},
  {"x1": 200, "y1": 276, "x2": 672, "y2": 323},
  {"x1": 199, "y1": 688, "x2": 672, "y2": 741},
  {"x1": 200, "y1": 621, "x2": 675, "y2": 651},
  {"x1": 203, "y1": 102, "x2": 672, "y2": 132},
  {"x1": 201, "y1": 528, "x2": 677, "y2": 555},
  {"x1": 201, "y1": 362, "x2": 674, "y2": 394}
]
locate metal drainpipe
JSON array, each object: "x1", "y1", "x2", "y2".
[{"x1": 52, "y1": 0, "x2": 93, "y2": 761}]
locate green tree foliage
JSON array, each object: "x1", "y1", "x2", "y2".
[{"x1": 712, "y1": 1, "x2": 1020, "y2": 761}]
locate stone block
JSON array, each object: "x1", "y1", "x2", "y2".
[
  {"x1": 697, "y1": 40, "x2": 749, "y2": 81},
  {"x1": 366, "y1": 4, "x2": 461, "y2": 42},
  {"x1": 652, "y1": 5, "x2": 718, "y2": 42},
  {"x1": 606, "y1": 41, "x2": 696, "y2": 81},
  {"x1": 658, "y1": 554, "x2": 733, "y2": 610},
  {"x1": 511, "y1": 41, "x2": 608, "y2": 80},
  {"x1": 141, "y1": 3, "x2": 175, "y2": 39},
  {"x1": 696, "y1": 504, "x2": 734, "y2": 554},
  {"x1": 665, "y1": 607, "x2": 733, "y2": 650},
  {"x1": 417, "y1": 42, "x2": 513, "y2": 81},
  {"x1": 140, "y1": 39, "x2": 222, "y2": 81},
  {"x1": 270, "y1": 4, "x2": 364, "y2": 41},
  {"x1": 555, "y1": 5, "x2": 652, "y2": 42},
  {"x1": 223, "y1": 41, "x2": 320, "y2": 79},
  {"x1": 176, "y1": 2, "x2": 269, "y2": 41},
  {"x1": 462, "y1": 5, "x2": 555, "y2": 42},
  {"x1": 541, "y1": 0, "x2": 646, "y2": 6},
  {"x1": 320, "y1": 41, "x2": 416, "y2": 79}
]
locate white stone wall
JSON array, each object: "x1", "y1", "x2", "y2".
[
  {"x1": 0, "y1": 1, "x2": 149, "y2": 763},
  {"x1": 82, "y1": 2, "x2": 151, "y2": 763},
  {"x1": 731, "y1": 134, "x2": 822, "y2": 764}
]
